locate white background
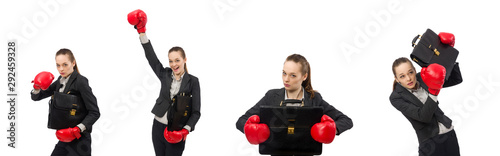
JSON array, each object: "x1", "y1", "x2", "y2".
[{"x1": 1, "y1": 0, "x2": 499, "y2": 155}]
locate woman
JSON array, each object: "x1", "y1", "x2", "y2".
[
  {"x1": 236, "y1": 54, "x2": 353, "y2": 156},
  {"x1": 31, "y1": 48, "x2": 100, "y2": 156},
  {"x1": 127, "y1": 9, "x2": 201, "y2": 156},
  {"x1": 389, "y1": 57, "x2": 462, "y2": 156}
]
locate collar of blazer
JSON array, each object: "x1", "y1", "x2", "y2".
[
  {"x1": 55, "y1": 71, "x2": 80, "y2": 94},
  {"x1": 178, "y1": 72, "x2": 191, "y2": 93},
  {"x1": 163, "y1": 68, "x2": 192, "y2": 98},
  {"x1": 395, "y1": 73, "x2": 430, "y2": 107},
  {"x1": 274, "y1": 88, "x2": 313, "y2": 107}
]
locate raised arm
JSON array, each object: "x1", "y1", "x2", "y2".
[
  {"x1": 443, "y1": 63, "x2": 462, "y2": 88},
  {"x1": 128, "y1": 9, "x2": 166, "y2": 79}
]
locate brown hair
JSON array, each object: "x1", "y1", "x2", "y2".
[
  {"x1": 285, "y1": 54, "x2": 316, "y2": 99},
  {"x1": 168, "y1": 46, "x2": 188, "y2": 73},
  {"x1": 392, "y1": 57, "x2": 415, "y2": 90},
  {"x1": 56, "y1": 48, "x2": 79, "y2": 74}
]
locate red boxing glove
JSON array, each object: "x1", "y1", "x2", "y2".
[
  {"x1": 127, "y1": 9, "x2": 147, "y2": 33},
  {"x1": 439, "y1": 32, "x2": 455, "y2": 47},
  {"x1": 32, "y1": 71, "x2": 54, "y2": 90},
  {"x1": 164, "y1": 128, "x2": 189, "y2": 144},
  {"x1": 244, "y1": 115, "x2": 270, "y2": 145},
  {"x1": 311, "y1": 115, "x2": 337, "y2": 144},
  {"x1": 421, "y1": 63, "x2": 446, "y2": 95},
  {"x1": 56, "y1": 127, "x2": 81, "y2": 142}
]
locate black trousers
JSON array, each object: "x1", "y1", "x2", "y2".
[
  {"x1": 419, "y1": 130, "x2": 460, "y2": 156},
  {"x1": 152, "y1": 119, "x2": 186, "y2": 156},
  {"x1": 51, "y1": 132, "x2": 92, "y2": 156}
]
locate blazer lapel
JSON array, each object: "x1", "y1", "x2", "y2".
[
  {"x1": 63, "y1": 72, "x2": 79, "y2": 94},
  {"x1": 272, "y1": 88, "x2": 286, "y2": 106},
  {"x1": 163, "y1": 68, "x2": 173, "y2": 99},
  {"x1": 395, "y1": 83, "x2": 424, "y2": 107},
  {"x1": 302, "y1": 91, "x2": 312, "y2": 106},
  {"x1": 179, "y1": 73, "x2": 191, "y2": 93},
  {"x1": 54, "y1": 76, "x2": 62, "y2": 93}
]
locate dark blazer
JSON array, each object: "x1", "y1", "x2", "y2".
[
  {"x1": 31, "y1": 71, "x2": 100, "y2": 133},
  {"x1": 142, "y1": 40, "x2": 201, "y2": 131},
  {"x1": 236, "y1": 88, "x2": 353, "y2": 135},
  {"x1": 390, "y1": 63, "x2": 462, "y2": 143}
]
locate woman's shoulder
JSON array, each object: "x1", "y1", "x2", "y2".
[
  {"x1": 187, "y1": 73, "x2": 199, "y2": 82},
  {"x1": 305, "y1": 91, "x2": 324, "y2": 102},
  {"x1": 76, "y1": 73, "x2": 88, "y2": 80},
  {"x1": 260, "y1": 88, "x2": 284, "y2": 100},
  {"x1": 266, "y1": 88, "x2": 284, "y2": 95},
  {"x1": 74, "y1": 73, "x2": 90, "y2": 86},
  {"x1": 312, "y1": 91, "x2": 323, "y2": 99},
  {"x1": 389, "y1": 87, "x2": 404, "y2": 100}
]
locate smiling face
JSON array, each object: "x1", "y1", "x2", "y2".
[
  {"x1": 394, "y1": 62, "x2": 417, "y2": 89},
  {"x1": 168, "y1": 51, "x2": 186, "y2": 76},
  {"x1": 282, "y1": 61, "x2": 308, "y2": 92},
  {"x1": 55, "y1": 54, "x2": 75, "y2": 78}
]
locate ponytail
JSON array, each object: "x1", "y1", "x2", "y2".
[
  {"x1": 74, "y1": 63, "x2": 80, "y2": 74},
  {"x1": 184, "y1": 63, "x2": 188, "y2": 73},
  {"x1": 393, "y1": 80, "x2": 397, "y2": 91}
]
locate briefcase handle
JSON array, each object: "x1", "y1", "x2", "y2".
[
  {"x1": 412, "y1": 35, "x2": 421, "y2": 48},
  {"x1": 280, "y1": 99, "x2": 304, "y2": 107}
]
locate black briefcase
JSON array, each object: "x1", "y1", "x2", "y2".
[
  {"x1": 259, "y1": 99, "x2": 323, "y2": 155},
  {"x1": 168, "y1": 92, "x2": 192, "y2": 131},
  {"x1": 411, "y1": 28, "x2": 459, "y2": 80},
  {"x1": 48, "y1": 91, "x2": 87, "y2": 130}
]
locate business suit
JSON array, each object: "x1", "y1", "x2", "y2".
[
  {"x1": 390, "y1": 63, "x2": 462, "y2": 155},
  {"x1": 142, "y1": 40, "x2": 201, "y2": 156},
  {"x1": 236, "y1": 88, "x2": 353, "y2": 156},
  {"x1": 31, "y1": 71, "x2": 100, "y2": 156}
]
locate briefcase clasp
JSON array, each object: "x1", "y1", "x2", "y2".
[
  {"x1": 288, "y1": 119, "x2": 295, "y2": 134},
  {"x1": 70, "y1": 104, "x2": 77, "y2": 116},
  {"x1": 288, "y1": 124, "x2": 294, "y2": 135},
  {"x1": 434, "y1": 48, "x2": 440, "y2": 56}
]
